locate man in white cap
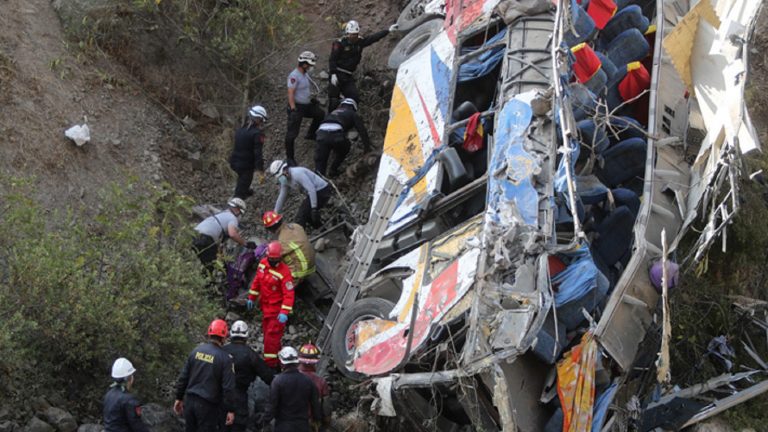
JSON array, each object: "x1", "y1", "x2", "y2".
[
  {"x1": 229, "y1": 105, "x2": 268, "y2": 198},
  {"x1": 285, "y1": 51, "x2": 324, "y2": 165},
  {"x1": 192, "y1": 197, "x2": 255, "y2": 273},
  {"x1": 103, "y1": 357, "x2": 149, "y2": 432},
  {"x1": 265, "y1": 347, "x2": 322, "y2": 432}
]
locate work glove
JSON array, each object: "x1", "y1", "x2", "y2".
[
  {"x1": 330, "y1": 74, "x2": 339, "y2": 87},
  {"x1": 246, "y1": 300, "x2": 254, "y2": 310},
  {"x1": 245, "y1": 241, "x2": 257, "y2": 249},
  {"x1": 311, "y1": 208, "x2": 322, "y2": 227},
  {"x1": 389, "y1": 23, "x2": 399, "y2": 32},
  {"x1": 256, "y1": 171, "x2": 266, "y2": 185},
  {"x1": 278, "y1": 313, "x2": 288, "y2": 324}
]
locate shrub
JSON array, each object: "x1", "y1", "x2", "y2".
[{"x1": 0, "y1": 178, "x2": 218, "y2": 413}]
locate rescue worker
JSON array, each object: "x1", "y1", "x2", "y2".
[
  {"x1": 327, "y1": 20, "x2": 398, "y2": 112},
  {"x1": 298, "y1": 343, "x2": 332, "y2": 431},
  {"x1": 229, "y1": 105, "x2": 268, "y2": 199},
  {"x1": 222, "y1": 321, "x2": 275, "y2": 432},
  {"x1": 266, "y1": 347, "x2": 322, "y2": 432},
  {"x1": 262, "y1": 211, "x2": 315, "y2": 281},
  {"x1": 174, "y1": 319, "x2": 237, "y2": 432},
  {"x1": 103, "y1": 358, "x2": 150, "y2": 432},
  {"x1": 285, "y1": 51, "x2": 325, "y2": 165},
  {"x1": 268, "y1": 160, "x2": 331, "y2": 229},
  {"x1": 314, "y1": 98, "x2": 371, "y2": 177},
  {"x1": 193, "y1": 198, "x2": 255, "y2": 273},
  {"x1": 246, "y1": 242, "x2": 295, "y2": 369}
]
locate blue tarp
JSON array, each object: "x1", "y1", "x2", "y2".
[
  {"x1": 592, "y1": 382, "x2": 619, "y2": 432},
  {"x1": 552, "y1": 243, "x2": 599, "y2": 306},
  {"x1": 487, "y1": 98, "x2": 538, "y2": 226},
  {"x1": 458, "y1": 28, "x2": 507, "y2": 83}
]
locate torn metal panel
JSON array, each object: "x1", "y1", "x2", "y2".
[
  {"x1": 681, "y1": 379, "x2": 768, "y2": 428},
  {"x1": 371, "y1": 376, "x2": 397, "y2": 417}
]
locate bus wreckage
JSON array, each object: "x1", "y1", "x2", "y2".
[{"x1": 315, "y1": 0, "x2": 765, "y2": 429}]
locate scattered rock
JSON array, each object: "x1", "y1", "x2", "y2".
[
  {"x1": 75, "y1": 425, "x2": 101, "y2": 432},
  {"x1": 30, "y1": 399, "x2": 51, "y2": 415},
  {"x1": 0, "y1": 421, "x2": 18, "y2": 432},
  {"x1": 42, "y1": 407, "x2": 76, "y2": 432},
  {"x1": 225, "y1": 311, "x2": 241, "y2": 322},
  {"x1": 319, "y1": 71, "x2": 329, "y2": 80},
  {"x1": 288, "y1": 325, "x2": 297, "y2": 335},
  {"x1": 140, "y1": 404, "x2": 182, "y2": 432},
  {"x1": 197, "y1": 103, "x2": 220, "y2": 119},
  {"x1": 110, "y1": 138, "x2": 121, "y2": 146},
  {"x1": 181, "y1": 116, "x2": 198, "y2": 131},
  {"x1": 25, "y1": 418, "x2": 54, "y2": 432},
  {"x1": 0, "y1": 408, "x2": 10, "y2": 421}
]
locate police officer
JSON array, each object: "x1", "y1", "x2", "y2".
[
  {"x1": 222, "y1": 321, "x2": 275, "y2": 432},
  {"x1": 285, "y1": 51, "x2": 325, "y2": 165},
  {"x1": 103, "y1": 358, "x2": 150, "y2": 432},
  {"x1": 298, "y1": 343, "x2": 332, "y2": 431},
  {"x1": 262, "y1": 211, "x2": 315, "y2": 282},
  {"x1": 174, "y1": 319, "x2": 237, "y2": 432},
  {"x1": 246, "y1": 242, "x2": 295, "y2": 370},
  {"x1": 229, "y1": 105, "x2": 268, "y2": 199},
  {"x1": 314, "y1": 98, "x2": 371, "y2": 177},
  {"x1": 327, "y1": 20, "x2": 398, "y2": 112},
  {"x1": 192, "y1": 198, "x2": 255, "y2": 273},
  {"x1": 268, "y1": 160, "x2": 331, "y2": 228},
  {"x1": 266, "y1": 347, "x2": 322, "y2": 432}
]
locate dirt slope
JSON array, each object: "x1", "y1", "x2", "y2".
[{"x1": 0, "y1": 0, "x2": 175, "y2": 212}]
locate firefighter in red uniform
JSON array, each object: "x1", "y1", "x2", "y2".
[{"x1": 247, "y1": 241, "x2": 295, "y2": 369}]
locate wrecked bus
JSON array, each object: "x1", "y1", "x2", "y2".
[{"x1": 317, "y1": 0, "x2": 763, "y2": 429}]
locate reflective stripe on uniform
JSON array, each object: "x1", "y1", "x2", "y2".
[
  {"x1": 258, "y1": 263, "x2": 266, "y2": 269},
  {"x1": 268, "y1": 269, "x2": 284, "y2": 279},
  {"x1": 281, "y1": 305, "x2": 293, "y2": 312},
  {"x1": 248, "y1": 290, "x2": 259, "y2": 296},
  {"x1": 288, "y1": 241, "x2": 315, "y2": 278},
  {"x1": 264, "y1": 353, "x2": 278, "y2": 358}
]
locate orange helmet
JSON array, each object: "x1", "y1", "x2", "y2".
[
  {"x1": 267, "y1": 241, "x2": 282, "y2": 259},
  {"x1": 299, "y1": 342, "x2": 321, "y2": 364},
  {"x1": 262, "y1": 211, "x2": 283, "y2": 228},
  {"x1": 207, "y1": 319, "x2": 228, "y2": 338}
]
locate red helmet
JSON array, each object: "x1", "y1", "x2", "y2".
[
  {"x1": 298, "y1": 342, "x2": 321, "y2": 364},
  {"x1": 207, "y1": 319, "x2": 228, "y2": 338},
  {"x1": 267, "y1": 241, "x2": 282, "y2": 259},
  {"x1": 263, "y1": 211, "x2": 283, "y2": 228}
]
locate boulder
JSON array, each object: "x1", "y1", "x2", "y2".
[
  {"x1": 41, "y1": 408, "x2": 76, "y2": 432},
  {"x1": 25, "y1": 418, "x2": 54, "y2": 432},
  {"x1": 0, "y1": 421, "x2": 18, "y2": 432},
  {"x1": 76, "y1": 425, "x2": 102, "y2": 432},
  {"x1": 30, "y1": 398, "x2": 51, "y2": 415},
  {"x1": 139, "y1": 404, "x2": 182, "y2": 432}
]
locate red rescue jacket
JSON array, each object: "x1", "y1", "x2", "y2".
[{"x1": 248, "y1": 258, "x2": 295, "y2": 316}]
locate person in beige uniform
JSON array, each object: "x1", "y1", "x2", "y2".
[{"x1": 262, "y1": 210, "x2": 315, "y2": 281}]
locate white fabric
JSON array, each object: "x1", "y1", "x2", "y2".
[{"x1": 194, "y1": 210, "x2": 239, "y2": 242}]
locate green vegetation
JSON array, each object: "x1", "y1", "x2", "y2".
[
  {"x1": 0, "y1": 178, "x2": 218, "y2": 413},
  {"x1": 669, "y1": 153, "x2": 768, "y2": 427}
]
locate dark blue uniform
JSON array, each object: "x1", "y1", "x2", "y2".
[
  {"x1": 327, "y1": 29, "x2": 390, "y2": 112},
  {"x1": 266, "y1": 367, "x2": 321, "y2": 432},
  {"x1": 103, "y1": 386, "x2": 149, "y2": 432},
  {"x1": 175, "y1": 342, "x2": 237, "y2": 432},
  {"x1": 314, "y1": 106, "x2": 372, "y2": 176},
  {"x1": 222, "y1": 342, "x2": 275, "y2": 432},
  {"x1": 229, "y1": 125, "x2": 265, "y2": 198}
]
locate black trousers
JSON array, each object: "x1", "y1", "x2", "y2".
[
  {"x1": 192, "y1": 234, "x2": 218, "y2": 274},
  {"x1": 284, "y1": 103, "x2": 324, "y2": 161},
  {"x1": 223, "y1": 389, "x2": 248, "y2": 432},
  {"x1": 314, "y1": 129, "x2": 351, "y2": 176},
  {"x1": 233, "y1": 169, "x2": 254, "y2": 199},
  {"x1": 296, "y1": 185, "x2": 332, "y2": 229},
  {"x1": 327, "y1": 73, "x2": 359, "y2": 113},
  {"x1": 184, "y1": 395, "x2": 222, "y2": 432}
]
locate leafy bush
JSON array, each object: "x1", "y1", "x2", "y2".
[{"x1": 0, "y1": 178, "x2": 218, "y2": 413}]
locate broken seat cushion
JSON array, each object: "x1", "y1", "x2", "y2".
[{"x1": 598, "y1": 137, "x2": 646, "y2": 187}]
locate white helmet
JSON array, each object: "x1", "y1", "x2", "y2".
[
  {"x1": 278, "y1": 346, "x2": 300, "y2": 365},
  {"x1": 230, "y1": 320, "x2": 249, "y2": 338},
  {"x1": 227, "y1": 197, "x2": 247, "y2": 214},
  {"x1": 297, "y1": 51, "x2": 317, "y2": 66},
  {"x1": 345, "y1": 20, "x2": 360, "y2": 34},
  {"x1": 248, "y1": 105, "x2": 267, "y2": 120},
  {"x1": 340, "y1": 98, "x2": 358, "y2": 111},
  {"x1": 269, "y1": 160, "x2": 288, "y2": 177},
  {"x1": 111, "y1": 358, "x2": 136, "y2": 380}
]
